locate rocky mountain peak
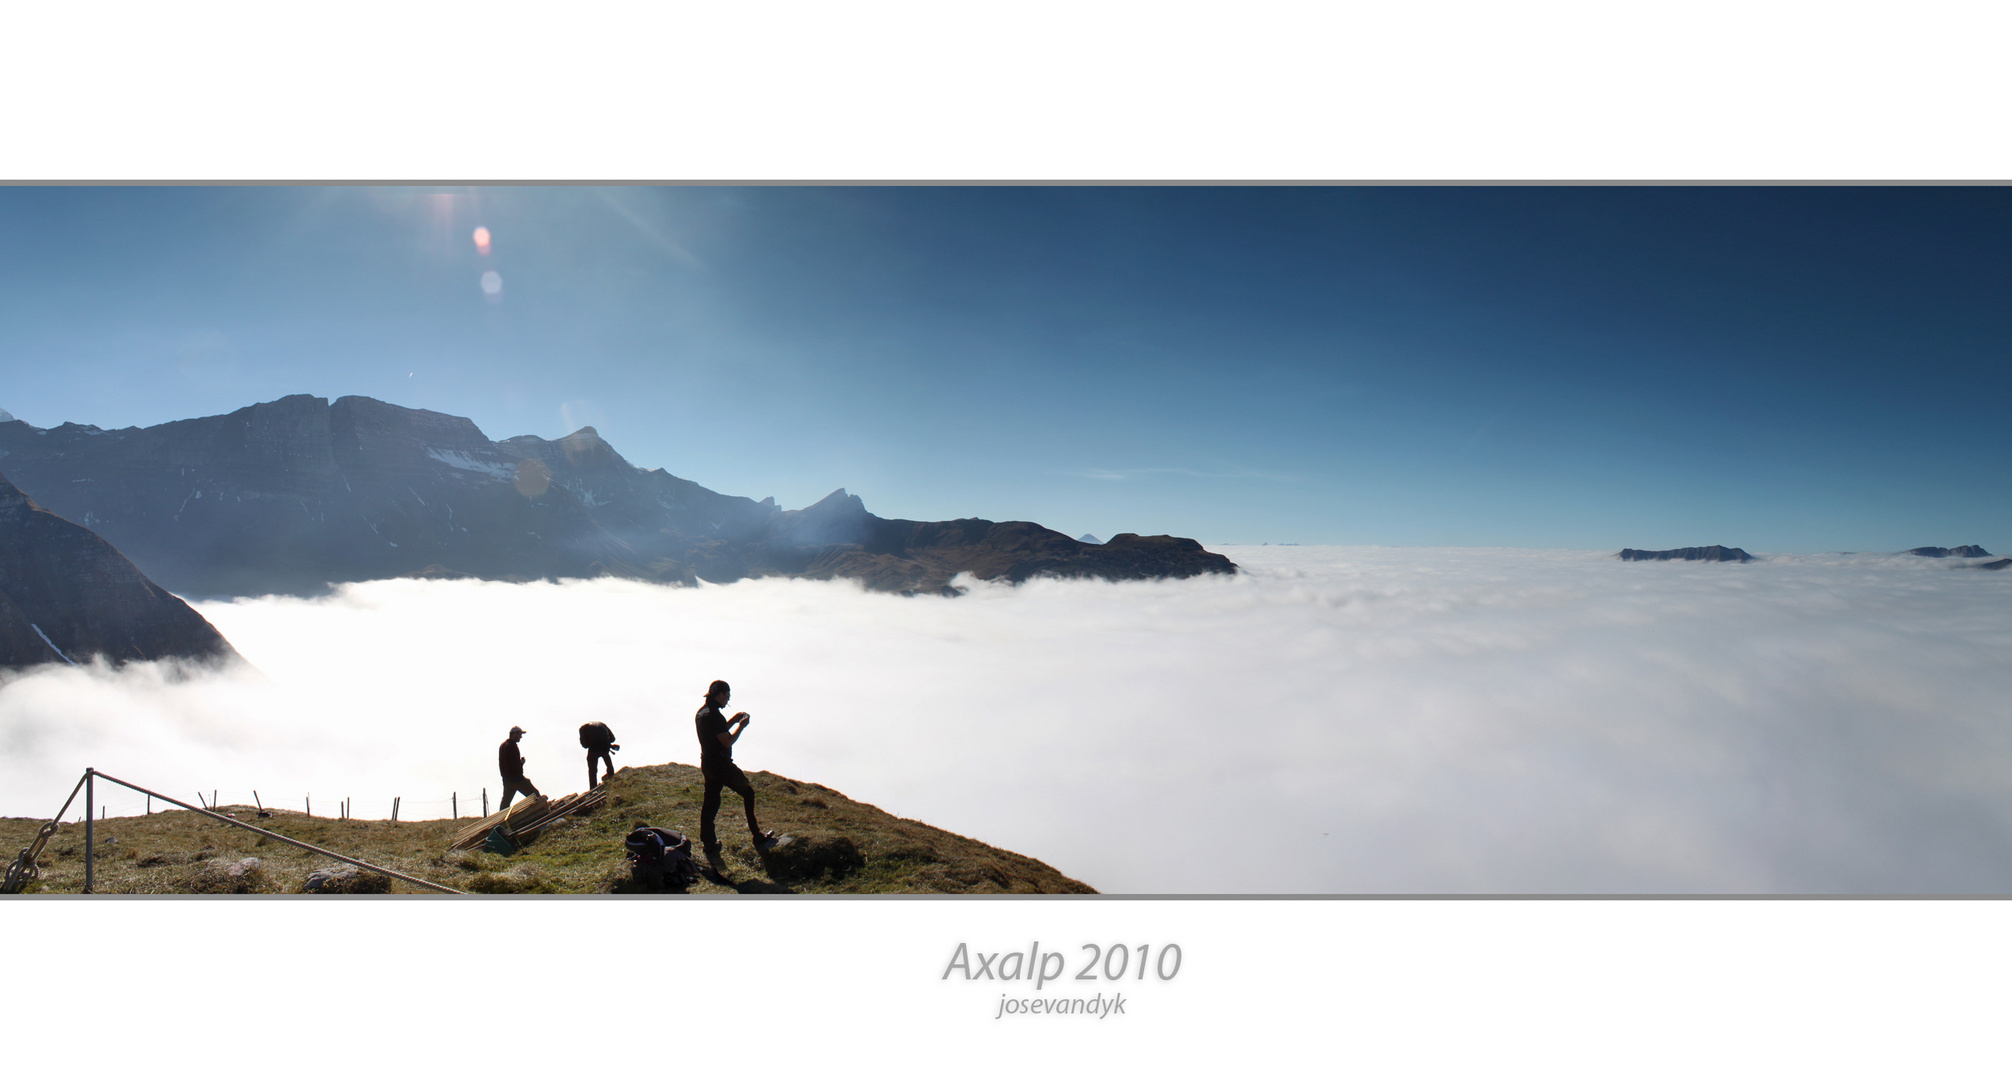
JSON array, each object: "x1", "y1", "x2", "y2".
[
  {"x1": 803, "y1": 488, "x2": 866, "y2": 515},
  {"x1": 774, "y1": 488, "x2": 872, "y2": 548}
]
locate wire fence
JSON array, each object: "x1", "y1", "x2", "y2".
[
  {"x1": 5, "y1": 768, "x2": 465, "y2": 894},
  {"x1": 59, "y1": 786, "x2": 505, "y2": 823}
]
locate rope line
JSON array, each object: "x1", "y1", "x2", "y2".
[{"x1": 89, "y1": 771, "x2": 464, "y2": 895}]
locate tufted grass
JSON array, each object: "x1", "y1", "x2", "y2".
[{"x1": 1, "y1": 762, "x2": 1095, "y2": 895}]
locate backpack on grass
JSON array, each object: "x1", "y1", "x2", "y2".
[{"x1": 624, "y1": 825, "x2": 697, "y2": 892}]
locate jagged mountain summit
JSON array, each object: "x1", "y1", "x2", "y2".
[
  {"x1": 1617, "y1": 546, "x2": 1755, "y2": 563},
  {"x1": 1908, "y1": 545, "x2": 1993, "y2": 558},
  {"x1": 0, "y1": 395, "x2": 1236, "y2": 598},
  {"x1": 0, "y1": 472, "x2": 239, "y2": 669}
]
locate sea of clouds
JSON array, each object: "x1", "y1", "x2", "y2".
[{"x1": 4, "y1": 546, "x2": 2009, "y2": 893}]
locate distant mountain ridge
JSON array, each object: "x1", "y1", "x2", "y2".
[
  {"x1": 1617, "y1": 546, "x2": 1755, "y2": 563},
  {"x1": 1908, "y1": 545, "x2": 1993, "y2": 558},
  {"x1": 0, "y1": 472, "x2": 238, "y2": 669},
  {"x1": 0, "y1": 395, "x2": 1235, "y2": 597}
]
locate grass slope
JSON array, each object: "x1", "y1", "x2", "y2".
[{"x1": 0, "y1": 762, "x2": 1095, "y2": 895}]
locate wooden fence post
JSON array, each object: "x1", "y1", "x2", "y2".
[
  {"x1": 392, "y1": 796, "x2": 400, "y2": 823},
  {"x1": 483, "y1": 788, "x2": 489, "y2": 817},
  {"x1": 452, "y1": 792, "x2": 458, "y2": 819}
]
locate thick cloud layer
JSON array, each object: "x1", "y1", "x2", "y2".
[{"x1": 4, "y1": 547, "x2": 2009, "y2": 893}]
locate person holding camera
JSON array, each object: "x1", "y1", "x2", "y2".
[{"x1": 694, "y1": 679, "x2": 776, "y2": 866}]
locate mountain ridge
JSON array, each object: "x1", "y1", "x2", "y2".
[
  {"x1": 0, "y1": 472, "x2": 239, "y2": 669},
  {"x1": 0, "y1": 395, "x2": 1235, "y2": 598},
  {"x1": 1907, "y1": 545, "x2": 1993, "y2": 558},
  {"x1": 1617, "y1": 545, "x2": 1755, "y2": 563}
]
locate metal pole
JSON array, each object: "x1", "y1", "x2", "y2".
[
  {"x1": 4, "y1": 771, "x2": 92, "y2": 895},
  {"x1": 84, "y1": 768, "x2": 95, "y2": 894},
  {"x1": 452, "y1": 792, "x2": 457, "y2": 819}
]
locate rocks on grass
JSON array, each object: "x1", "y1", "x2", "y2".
[
  {"x1": 757, "y1": 832, "x2": 865, "y2": 882},
  {"x1": 303, "y1": 865, "x2": 393, "y2": 894}
]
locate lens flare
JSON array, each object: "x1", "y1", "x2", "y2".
[
  {"x1": 472, "y1": 226, "x2": 492, "y2": 255},
  {"x1": 480, "y1": 271, "x2": 503, "y2": 296},
  {"x1": 512, "y1": 458, "x2": 551, "y2": 497}
]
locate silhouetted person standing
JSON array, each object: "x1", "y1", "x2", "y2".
[
  {"x1": 580, "y1": 721, "x2": 619, "y2": 788},
  {"x1": 498, "y1": 725, "x2": 541, "y2": 810},
  {"x1": 695, "y1": 679, "x2": 774, "y2": 864}
]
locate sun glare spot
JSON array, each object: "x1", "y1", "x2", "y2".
[
  {"x1": 473, "y1": 226, "x2": 492, "y2": 255},
  {"x1": 480, "y1": 271, "x2": 503, "y2": 297},
  {"x1": 512, "y1": 458, "x2": 551, "y2": 497}
]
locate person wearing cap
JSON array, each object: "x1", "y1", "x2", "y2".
[
  {"x1": 695, "y1": 679, "x2": 775, "y2": 865},
  {"x1": 498, "y1": 725, "x2": 541, "y2": 810}
]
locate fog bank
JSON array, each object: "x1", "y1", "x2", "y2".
[{"x1": 4, "y1": 547, "x2": 2009, "y2": 892}]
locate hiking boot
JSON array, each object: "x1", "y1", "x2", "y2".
[
  {"x1": 703, "y1": 842, "x2": 725, "y2": 872},
  {"x1": 753, "y1": 831, "x2": 780, "y2": 852}
]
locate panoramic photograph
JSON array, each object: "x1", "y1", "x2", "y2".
[{"x1": 3, "y1": 185, "x2": 2008, "y2": 895}]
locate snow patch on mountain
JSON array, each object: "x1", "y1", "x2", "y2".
[{"x1": 424, "y1": 447, "x2": 514, "y2": 481}]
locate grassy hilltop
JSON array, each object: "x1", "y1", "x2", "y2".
[{"x1": 0, "y1": 762, "x2": 1095, "y2": 895}]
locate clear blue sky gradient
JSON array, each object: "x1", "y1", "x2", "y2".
[{"x1": 1, "y1": 186, "x2": 2006, "y2": 551}]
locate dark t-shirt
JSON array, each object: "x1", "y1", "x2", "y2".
[
  {"x1": 695, "y1": 705, "x2": 731, "y2": 767},
  {"x1": 499, "y1": 738, "x2": 524, "y2": 779}
]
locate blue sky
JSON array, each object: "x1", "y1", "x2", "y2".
[{"x1": 1, "y1": 185, "x2": 2006, "y2": 551}]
